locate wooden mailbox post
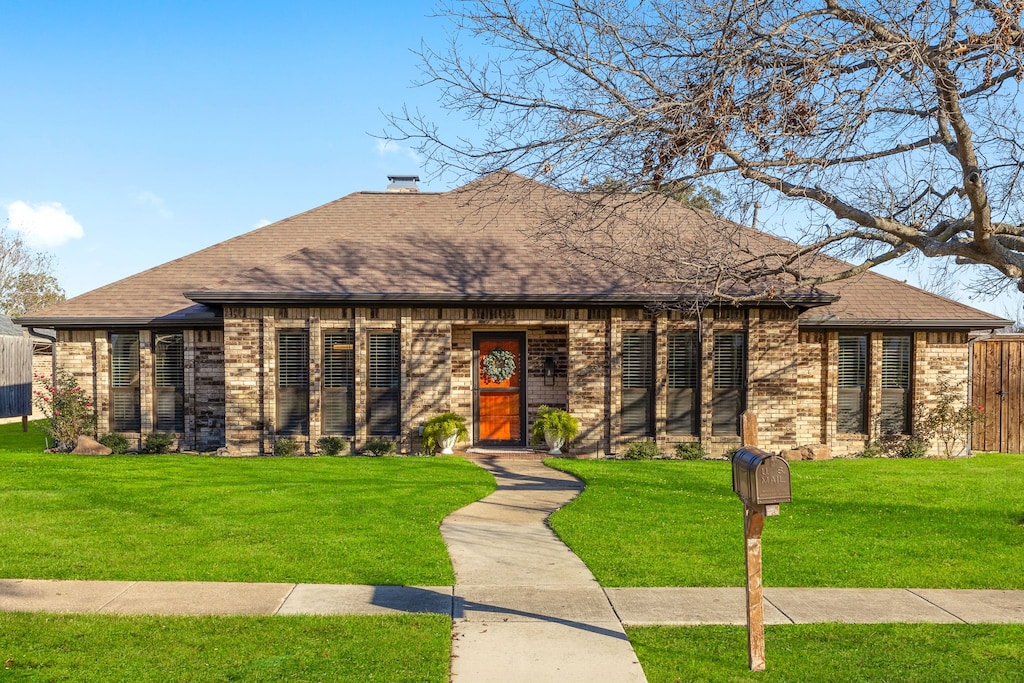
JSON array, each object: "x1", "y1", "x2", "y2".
[{"x1": 733, "y1": 411, "x2": 791, "y2": 671}]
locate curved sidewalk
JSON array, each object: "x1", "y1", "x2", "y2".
[{"x1": 442, "y1": 459, "x2": 648, "y2": 683}]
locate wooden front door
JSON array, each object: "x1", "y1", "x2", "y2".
[{"x1": 474, "y1": 333, "x2": 526, "y2": 446}]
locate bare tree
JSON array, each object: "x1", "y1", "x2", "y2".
[
  {"x1": 0, "y1": 226, "x2": 65, "y2": 317},
  {"x1": 391, "y1": 0, "x2": 1024, "y2": 298}
]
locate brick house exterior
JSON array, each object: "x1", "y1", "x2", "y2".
[{"x1": 18, "y1": 173, "x2": 1008, "y2": 457}]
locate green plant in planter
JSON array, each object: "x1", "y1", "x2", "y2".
[
  {"x1": 530, "y1": 405, "x2": 579, "y2": 455},
  {"x1": 422, "y1": 412, "x2": 469, "y2": 454}
]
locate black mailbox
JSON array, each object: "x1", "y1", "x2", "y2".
[{"x1": 732, "y1": 447, "x2": 792, "y2": 505}]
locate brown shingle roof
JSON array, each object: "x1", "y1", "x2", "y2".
[{"x1": 16, "y1": 172, "x2": 1008, "y2": 329}]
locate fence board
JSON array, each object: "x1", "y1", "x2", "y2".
[
  {"x1": 972, "y1": 337, "x2": 1024, "y2": 453},
  {"x1": 0, "y1": 337, "x2": 33, "y2": 418}
]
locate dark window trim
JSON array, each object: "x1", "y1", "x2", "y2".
[
  {"x1": 323, "y1": 329, "x2": 355, "y2": 436},
  {"x1": 367, "y1": 329, "x2": 400, "y2": 436},
  {"x1": 110, "y1": 332, "x2": 141, "y2": 433},
  {"x1": 837, "y1": 334, "x2": 868, "y2": 434},
  {"x1": 153, "y1": 331, "x2": 185, "y2": 433},
  {"x1": 276, "y1": 329, "x2": 309, "y2": 436},
  {"x1": 667, "y1": 331, "x2": 700, "y2": 436},
  {"x1": 621, "y1": 331, "x2": 654, "y2": 437}
]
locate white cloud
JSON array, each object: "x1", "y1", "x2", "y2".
[
  {"x1": 6, "y1": 200, "x2": 84, "y2": 248},
  {"x1": 136, "y1": 191, "x2": 173, "y2": 219},
  {"x1": 254, "y1": 219, "x2": 272, "y2": 229},
  {"x1": 375, "y1": 139, "x2": 423, "y2": 165}
]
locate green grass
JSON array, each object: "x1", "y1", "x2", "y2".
[
  {"x1": 628, "y1": 624, "x2": 1024, "y2": 682},
  {"x1": 0, "y1": 612, "x2": 449, "y2": 682},
  {"x1": 548, "y1": 455, "x2": 1024, "y2": 588},
  {"x1": 0, "y1": 423, "x2": 495, "y2": 584},
  {"x1": 0, "y1": 420, "x2": 50, "y2": 453}
]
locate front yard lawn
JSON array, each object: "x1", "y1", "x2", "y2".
[
  {"x1": 548, "y1": 455, "x2": 1024, "y2": 588},
  {"x1": 629, "y1": 623, "x2": 1024, "y2": 682},
  {"x1": 0, "y1": 612, "x2": 449, "y2": 682},
  {"x1": 0, "y1": 424, "x2": 495, "y2": 585}
]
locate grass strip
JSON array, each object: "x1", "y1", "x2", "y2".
[
  {"x1": 0, "y1": 423, "x2": 495, "y2": 585},
  {"x1": 548, "y1": 455, "x2": 1024, "y2": 588},
  {"x1": 628, "y1": 623, "x2": 1024, "y2": 683},
  {"x1": 0, "y1": 612, "x2": 449, "y2": 682}
]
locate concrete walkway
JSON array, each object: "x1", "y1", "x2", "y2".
[
  {"x1": 441, "y1": 459, "x2": 648, "y2": 683},
  {"x1": 2, "y1": 579, "x2": 1023, "y2": 625}
]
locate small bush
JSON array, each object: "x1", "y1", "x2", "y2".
[
  {"x1": 363, "y1": 437, "x2": 397, "y2": 456},
  {"x1": 622, "y1": 439, "x2": 661, "y2": 460},
  {"x1": 724, "y1": 446, "x2": 740, "y2": 461},
  {"x1": 899, "y1": 436, "x2": 929, "y2": 459},
  {"x1": 273, "y1": 438, "x2": 300, "y2": 457},
  {"x1": 316, "y1": 436, "x2": 349, "y2": 456},
  {"x1": 860, "y1": 442, "x2": 883, "y2": 458},
  {"x1": 143, "y1": 432, "x2": 175, "y2": 454},
  {"x1": 674, "y1": 442, "x2": 706, "y2": 460},
  {"x1": 98, "y1": 433, "x2": 130, "y2": 454}
]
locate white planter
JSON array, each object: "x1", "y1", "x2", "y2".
[
  {"x1": 439, "y1": 434, "x2": 459, "y2": 455},
  {"x1": 544, "y1": 431, "x2": 567, "y2": 455}
]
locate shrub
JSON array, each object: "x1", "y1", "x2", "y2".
[
  {"x1": 530, "y1": 405, "x2": 580, "y2": 450},
  {"x1": 421, "y1": 412, "x2": 469, "y2": 454},
  {"x1": 724, "y1": 446, "x2": 740, "y2": 461},
  {"x1": 859, "y1": 442, "x2": 883, "y2": 458},
  {"x1": 914, "y1": 378, "x2": 984, "y2": 458},
  {"x1": 674, "y1": 442, "x2": 706, "y2": 460},
  {"x1": 316, "y1": 436, "x2": 349, "y2": 456},
  {"x1": 363, "y1": 437, "x2": 397, "y2": 456},
  {"x1": 98, "y1": 433, "x2": 130, "y2": 454},
  {"x1": 273, "y1": 438, "x2": 300, "y2": 456},
  {"x1": 143, "y1": 432, "x2": 176, "y2": 454},
  {"x1": 622, "y1": 439, "x2": 660, "y2": 460},
  {"x1": 33, "y1": 369, "x2": 96, "y2": 451},
  {"x1": 899, "y1": 436, "x2": 930, "y2": 459}
]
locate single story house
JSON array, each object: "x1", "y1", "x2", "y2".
[{"x1": 17, "y1": 173, "x2": 1009, "y2": 457}]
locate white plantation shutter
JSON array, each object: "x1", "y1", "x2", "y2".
[
  {"x1": 154, "y1": 332, "x2": 184, "y2": 432},
  {"x1": 880, "y1": 335, "x2": 912, "y2": 434},
  {"x1": 110, "y1": 333, "x2": 141, "y2": 432},
  {"x1": 838, "y1": 335, "x2": 867, "y2": 433}
]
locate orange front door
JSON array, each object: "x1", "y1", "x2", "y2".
[{"x1": 475, "y1": 334, "x2": 525, "y2": 445}]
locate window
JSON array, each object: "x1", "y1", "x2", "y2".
[
  {"x1": 621, "y1": 332, "x2": 653, "y2": 436},
  {"x1": 368, "y1": 330, "x2": 400, "y2": 435},
  {"x1": 277, "y1": 330, "x2": 309, "y2": 435},
  {"x1": 323, "y1": 330, "x2": 355, "y2": 435},
  {"x1": 667, "y1": 332, "x2": 699, "y2": 435},
  {"x1": 880, "y1": 334, "x2": 912, "y2": 434},
  {"x1": 154, "y1": 332, "x2": 184, "y2": 432},
  {"x1": 837, "y1": 335, "x2": 868, "y2": 433},
  {"x1": 712, "y1": 332, "x2": 745, "y2": 436},
  {"x1": 110, "y1": 333, "x2": 140, "y2": 432}
]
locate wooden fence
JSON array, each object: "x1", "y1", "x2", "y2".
[
  {"x1": 972, "y1": 335, "x2": 1024, "y2": 453},
  {"x1": 0, "y1": 336, "x2": 33, "y2": 419}
]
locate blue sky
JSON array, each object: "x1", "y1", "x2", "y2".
[
  {"x1": 1, "y1": 1, "x2": 1018, "y2": 319},
  {"x1": 1, "y1": 1, "x2": 453, "y2": 298}
]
